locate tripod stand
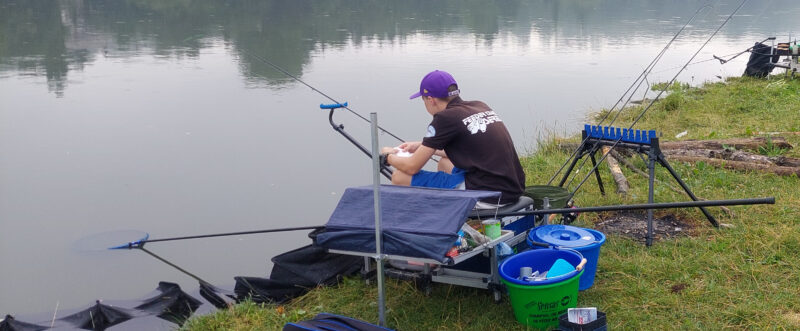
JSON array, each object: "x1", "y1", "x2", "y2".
[{"x1": 560, "y1": 125, "x2": 718, "y2": 246}]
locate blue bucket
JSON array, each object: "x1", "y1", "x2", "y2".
[{"x1": 527, "y1": 225, "x2": 606, "y2": 291}]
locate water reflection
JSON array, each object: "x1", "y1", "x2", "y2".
[
  {"x1": 2, "y1": 0, "x2": 799, "y2": 317},
  {"x1": 3, "y1": 0, "x2": 798, "y2": 96}
]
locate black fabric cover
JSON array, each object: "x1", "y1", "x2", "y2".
[
  {"x1": 199, "y1": 282, "x2": 236, "y2": 309},
  {"x1": 3, "y1": 282, "x2": 223, "y2": 330},
  {"x1": 283, "y1": 312, "x2": 394, "y2": 331},
  {"x1": 235, "y1": 277, "x2": 308, "y2": 304},
  {"x1": 744, "y1": 42, "x2": 776, "y2": 77},
  {"x1": 234, "y1": 245, "x2": 363, "y2": 303},
  {"x1": 0, "y1": 315, "x2": 48, "y2": 331},
  {"x1": 134, "y1": 282, "x2": 202, "y2": 325},
  {"x1": 57, "y1": 300, "x2": 134, "y2": 330},
  {"x1": 314, "y1": 185, "x2": 500, "y2": 262}
]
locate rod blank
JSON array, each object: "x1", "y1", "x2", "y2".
[{"x1": 493, "y1": 197, "x2": 774, "y2": 218}]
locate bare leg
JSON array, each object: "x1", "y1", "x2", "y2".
[
  {"x1": 391, "y1": 169, "x2": 413, "y2": 186},
  {"x1": 391, "y1": 157, "x2": 454, "y2": 186},
  {"x1": 437, "y1": 157, "x2": 455, "y2": 173}
]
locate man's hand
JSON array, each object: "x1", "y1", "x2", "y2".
[
  {"x1": 398, "y1": 141, "x2": 422, "y2": 153},
  {"x1": 380, "y1": 146, "x2": 397, "y2": 155}
]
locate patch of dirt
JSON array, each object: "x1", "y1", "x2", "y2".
[
  {"x1": 670, "y1": 283, "x2": 688, "y2": 293},
  {"x1": 594, "y1": 211, "x2": 698, "y2": 243}
]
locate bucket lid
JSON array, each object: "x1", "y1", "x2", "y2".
[{"x1": 531, "y1": 225, "x2": 597, "y2": 247}]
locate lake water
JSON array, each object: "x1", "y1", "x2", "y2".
[{"x1": 1, "y1": 0, "x2": 798, "y2": 315}]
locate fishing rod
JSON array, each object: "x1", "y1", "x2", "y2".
[
  {"x1": 139, "y1": 246, "x2": 214, "y2": 286},
  {"x1": 134, "y1": 246, "x2": 234, "y2": 308},
  {"x1": 235, "y1": 47, "x2": 442, "y2": 173},
  {"x1": 492, "y1": 196, "x2": 774, "y2": 218},
  {"x1": 565, "y1": 0, "x2": 749, "y2": 198},
  {"x1": 108, "y1": 225, "x2": 322, "y2": 306},
  {"x1": 322, "y1": 102, "x2": 393, "y2": 179},
  {"x1": 547, "y1": 5, "x2": 711, "y2": 187},
  {"x1": 714, "y1": 37, "x2": 774, "y2": 64},
  {"x1": 234, "y1": 47, "x2": 406, "y2": 143},
  {"x1": 554, "y1": 8, "x2": 709, "y2": 191},
  {"x1": 632, "y1": 37, "x2": 776, "y2": 76},
  {"x1": 109, "y1": 225, "x2": 323, "y2": 250}
]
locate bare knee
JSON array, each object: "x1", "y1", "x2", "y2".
[
  {"x1": 391, "y1": 170, "x2": 412, "y2": 186},
  {"x1": 437, "y1": 157, "x2": 455, "y2": 173}
]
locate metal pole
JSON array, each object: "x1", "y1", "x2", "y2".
[
  {"x1": 646, "y1": 146, "x2": 656, "y2": 246},
  {"x1": 370, "y1": 112, "x2": 386, "y2": 326}
]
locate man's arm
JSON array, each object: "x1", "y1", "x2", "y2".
[
  {"x1": 395, "y1": 141, "x2": 447, "y2": 158},
  {"x1": 382, "y1": 144, "x2": 436, "y2": 175}
]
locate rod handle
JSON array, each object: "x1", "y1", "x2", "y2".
[{"x1": 320, "y1": 102, "x2": 348, "y2": 109}]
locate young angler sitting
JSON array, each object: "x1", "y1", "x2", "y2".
[{"x1": 380, "y1": 70, "x2": 525, "y2": 207}]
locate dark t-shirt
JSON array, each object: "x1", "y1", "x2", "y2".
[{"x1": 421, "y1": 97, "x2": 525, "y2": 204}]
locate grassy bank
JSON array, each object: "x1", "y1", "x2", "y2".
[{"x1": 184, "y1": 76, "x2": 800, "y2": 330}]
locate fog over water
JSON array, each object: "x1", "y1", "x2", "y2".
[{"x1": 1, "y1": 0, "x2": 798, "y2": 315}]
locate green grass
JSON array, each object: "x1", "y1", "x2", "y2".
[{"x1": 184, "y1": 76, "x2": 800, "y2": 330}]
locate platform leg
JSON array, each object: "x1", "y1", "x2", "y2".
[
  {"x1": 363, "y1": 257, "x2": 373, "y2": 285},
  {"x1": 421, "y1": 264, "x2": 432, "y2": 296},
  {"x1": 489, "y1": 245, "x2": 502, "y2": 303}
]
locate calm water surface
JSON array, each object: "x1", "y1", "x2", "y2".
[{"x1": 1, "y1": 0, "x2": 798, "y2": 315}]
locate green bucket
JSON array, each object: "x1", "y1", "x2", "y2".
[
  {"x1": 524, "y1": 185, "x2": 571, "y2": 210},
  {"x1": 499, "y1": 249, "x2": 584, "y2": 329}
]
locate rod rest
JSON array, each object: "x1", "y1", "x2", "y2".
[
  {"x1": 468, "y1": 196, "x2": 533, "y2": 219},
  {"x1": 320, "y1": 102, "x2": 348, "y2": 109},
  {"x1": 585, "y1": 124, "x2": 657, "y2": 145}
]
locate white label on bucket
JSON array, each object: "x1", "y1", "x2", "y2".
[{"x1": 581, "y1": 236, "x2": 593, "y2": 241}]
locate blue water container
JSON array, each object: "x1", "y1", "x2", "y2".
[{"x1": 527, "y1": 225, "x2": 606, "y2": 291}]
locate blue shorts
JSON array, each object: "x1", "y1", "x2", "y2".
[{"x1": 411, "y1": 167, "x2": 466, "y2": 189}]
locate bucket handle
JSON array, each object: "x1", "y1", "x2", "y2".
[
  {"x1": 529, "y1": 240, "x2": 587, "y2": 270},
  {"x1": 576, "y1": 258, "x2": 588, "y2": 271},
  {"x1": 529, "y1": 241, "x2": 550, "y2": 248}
]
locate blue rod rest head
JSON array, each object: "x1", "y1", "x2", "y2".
[{"x1": 320, "y1": 101, "x2": 348, "y2": 109}]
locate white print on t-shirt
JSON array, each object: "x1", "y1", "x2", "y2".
[
  {"x1": 462, "y1": 111, "x2": 502, "y2": 134},
  {"x1": 425, "y1": 125, "x2": 436, "y2": 137}
]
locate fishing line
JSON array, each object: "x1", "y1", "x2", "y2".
[
  {"x1": 233, "y1": 46, "x2": 447, "y2": 165},
  {"x1": 547, "y1": 5, "x2": 711, "y2": 186},
  {"x1": 566, "y1": 0, "x2": 749, "y2": 196},
  {"x1": 233, "y1": 46, "x2": 406, "y2": 142}
]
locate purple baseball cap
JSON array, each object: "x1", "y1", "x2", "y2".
[{"x1": 409, "y1": 70, "x2": 460, "y2": 99}]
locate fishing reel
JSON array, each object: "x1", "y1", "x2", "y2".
[
  {"x1": 560, "y1": 199, "x2": 580, "y2": 225},
  {"x1": 539, "y1": 199, "x2": 579, "y2": 225}
]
